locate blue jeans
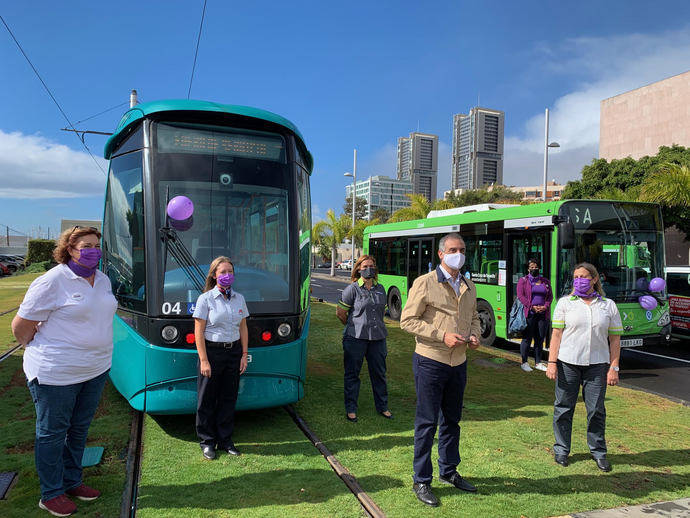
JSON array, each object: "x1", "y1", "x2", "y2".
[
  {"x1": 412, "y1": 353, "x2": 467, "y2": 483},
  {"x1": 343, "y1": 335, "x2": 388, "y2": 414},
  {"x1": 27, "y1": 370, "x2": 109, "y2": 501}
]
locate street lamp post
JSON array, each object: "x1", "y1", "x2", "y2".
[
  {"x1": 344, "y1": 149, "x2": 357, "y2": 266},
  {"x1": 543, "y1": 108, "x2": 560, "y2": 201}
]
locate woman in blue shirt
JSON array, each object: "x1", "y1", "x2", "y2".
[{"x1": 192, "y1": 256, "x2": 249, "y2": 460}]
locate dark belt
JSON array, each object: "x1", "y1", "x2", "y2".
[{"x1": 205, "y1": 339, "x2": 240, "y2": 349}]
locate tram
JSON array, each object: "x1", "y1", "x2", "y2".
[{"x1": 101, "y1": 100, "x2": 312, "y2": 414}]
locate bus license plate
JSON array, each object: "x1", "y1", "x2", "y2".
[{"x1": 621, "y1": 339, "x2": 643, "y2": 347}]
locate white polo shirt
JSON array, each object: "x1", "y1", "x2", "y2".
[
  {"x1": 18, "y1": 264, "x2": 118, "y2": 385},
  {"x1": 551, "y1": 295, "x2": 624, "y2": 366},
  {"x1": 192, "y1": 287, "x2": 249, "y2": 342}
]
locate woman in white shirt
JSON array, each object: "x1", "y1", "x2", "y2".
[
  {"x1": 192, "y1": 256, "x2": 249, "y2": 460},
  {"x1": 546, "y1": 262, "x2": 623, "y2": 473},
  {"x1": 11, "y1": 226, "x2": 117, "y2": 517}
]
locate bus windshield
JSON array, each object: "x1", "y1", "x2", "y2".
[
  {"x1": 557, "y1": 201, "x2": 665, "y2": 302},
  {"x1": 153, "y1": 122, "x2": 292, "y2": 314}
]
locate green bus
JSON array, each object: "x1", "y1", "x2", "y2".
[{"x1": 363, "y1": 200, "x2": 671, "y2": 347}]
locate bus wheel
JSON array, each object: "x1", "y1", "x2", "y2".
[
  {"x1": 387, "y1": 287, "x2": 402, "y2": 321},
  {"x1": 477, "y1": 300, "x2": 496, "y2": 346}
]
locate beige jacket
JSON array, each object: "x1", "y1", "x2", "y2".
[{"x1": 400, "y1": 266, "x2": 481, "y2": 366}]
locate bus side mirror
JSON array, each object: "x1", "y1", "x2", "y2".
[{"x1": 558, "y1": 221, "x2": 575, "y2": 249}]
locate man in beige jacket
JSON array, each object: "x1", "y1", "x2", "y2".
[{"x1": 401, "y1": 233, "x2": 481, "y2": 507}]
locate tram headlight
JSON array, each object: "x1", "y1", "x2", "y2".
[
  {"x1": 161, "y1": 325, "x2": 179, "y2": 342},
  {"x1": 220, "y1": 173, "x2": 232, "y2": 186},
  {"x1": 657, "y1": 311, "x2": 670, "y2": 327},
  {"x1": 277, "y1": 323, "x2": 291, "y2": 338}
]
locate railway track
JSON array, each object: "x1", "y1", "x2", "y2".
[{"x1": 121, "y1": 406, "x2": 386, "y2": 517}]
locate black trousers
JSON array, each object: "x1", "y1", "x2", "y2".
[
  {"x1": 196, "y1": 345, "x2": 241, "y2": 448},
  {"x1": 520, "y1": 312, "x2": 547, "y2": 364},
  {"x1": 342, "y1": 335, "x2": 388, "y2": 414}
]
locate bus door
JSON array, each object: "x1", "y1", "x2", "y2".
[
  {"x1": 506, "y1": 230, "x2": 552, "y2": 322},
  {"x1": 408, "y1": 237, "x2": 434, "y2": 288}
]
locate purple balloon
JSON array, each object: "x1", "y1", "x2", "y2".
[
  {"x1": 167, "y1": 195, "x2": 194, "y2": 221},
  {"x1": 636, "y1": 277, "x2": 649, "y2": 291},
  {"x1": 638, "y1": 295, "x2": 658, "y2": 310},
  {"x1": 648, "y1": 277, "x2": 666, "y2": 292},
  {"x1": 170, "y1": 215, "x2": 193, "y2": 231}
]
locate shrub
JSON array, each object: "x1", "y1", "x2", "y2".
[
  {"x1": 26, "y1": 239, "x2": 55, "y2": 265},
  {"x1": 23, "y1": 260, "x2": 54, "y2": 273}
]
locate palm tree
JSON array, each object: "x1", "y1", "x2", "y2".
[
  {"x1": 388, "y1": 194, "x2": 458, "y2": 222},
  {"x1": 640, "y1": 162, "x2": 690, "y2": 207},
  {"x1": 312, "y1": 210, "x2": 351, "y2": 276},
  {"x1": 593, "y1": 185, "x2": 642, "y2": 202},
  {"x1": 350, "y1": 218, "x2": 380, "y2": 252}
]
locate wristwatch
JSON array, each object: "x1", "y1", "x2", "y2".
[{"x1": 610, "y1": 366, "x2": 619, "y2": 372}]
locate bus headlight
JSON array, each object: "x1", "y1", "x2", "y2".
[
  {"x1": 277, "y1": 323, "x2": 291, "y2": 338},
  {"x1": 657, "y1": 311, "x2": 670, "y2": 327},
  {"x1": 161, "y1": 325, "x2": 179, "y2": 342}
]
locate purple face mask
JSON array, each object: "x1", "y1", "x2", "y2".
[
  {"x1": 573, "y1": 277, "x2": 596, "y2": 297},
  {"x1": 217, "y1": 273, "x2": 234, "y2": 288},
  {"x1": 78, "y1": 248, "x2": 102, "y2": 268}
]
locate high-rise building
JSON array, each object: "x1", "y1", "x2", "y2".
[
  {"x1": 396, "y1": 132, "x2": 438, "y2": 201},
  {"x1": 452, "y1": 107, "x2": 504, "y2": 190},
  {"x1": 346, "y1": 175, "x2": 413, "y2": 220}
]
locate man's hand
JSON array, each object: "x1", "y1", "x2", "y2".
[
  {"x1": 443, "y1": 332, "x2": 467, "y2": 348},
  {"x1": 546, "y1": 363, "x2": 557, "y2": 380},
  {"x1": 607, "y1": 369, "x2": 619, "y2": 386},
  {"x1": 467, "y1": 334, "x2": 480, "y2": 350}
]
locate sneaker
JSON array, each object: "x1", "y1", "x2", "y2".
[
  {"x1": 66, "y1": 483, "x2": 101, "y2": 501},
  {"x1": 534, "y1": 363, "x2": 548, "y2": 371},
  {"x1": 520, "y1": 362, "x2": 533, "y2": 372},
  {"x1": 39, "y1": 495, "x2": 77, "y2": 517}
]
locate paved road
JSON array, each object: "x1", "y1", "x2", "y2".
[{"x1": 310, "y1": 268, "x2": 351, "y2": 303}]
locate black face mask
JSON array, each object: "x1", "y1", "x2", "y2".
[
  {"x1": 361, "y1": 267, "x2": 376, "y2": 279},
  {"x1": 529, "y1": 268, "x2": 539, "y2": 277}
]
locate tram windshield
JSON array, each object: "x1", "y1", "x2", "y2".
[
  {"x1": 557, "y1": 201, "x2": 665, "y2": 302},
  {"x1": 153, "y1": 122, "x2": 293, "y2": 314}
]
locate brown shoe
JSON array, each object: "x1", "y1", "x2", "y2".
[
  {"x1": 39, "y1": 494, "x2": 77, "y2": 516},
  {"x1": 66, "y1": 483, "x2": 101, "y2": 501}
]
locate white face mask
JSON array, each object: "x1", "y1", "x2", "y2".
[{"x1": 443, "y1": 252, "x2": 465, "y2": 271}]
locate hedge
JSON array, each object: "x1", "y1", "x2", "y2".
[{"x1": 26, "y1": 239, "x2": 56, "y2": 265}]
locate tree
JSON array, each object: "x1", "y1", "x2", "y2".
[
  {"x1": 370, "y1": 207, "x2": 390, "y2": 222},
  {"x1": 640, "y1": 162, "x2": 690, "y2": 208},
  {"x1": 350, "y1": 218, "x2": 380, "y2": 250},
  {"x1": 343, "y1": 196, "x2": 368, "y2": 221},
  {"x1": 388, "y1": 194, "x2": 464, "y2": 222},
  {"x1": 562, "y1": 145, "x2": 690, "y2": 235},
  {"x1": 445, "y1": 185, "x2": 523, "y2": 207},
  {"x1": 312, "y1": 210, "x2": 351, "y2": 276}
]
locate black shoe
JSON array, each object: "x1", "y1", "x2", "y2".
[
  {"x1": 439, "y1": 472, "x2": 477, "y2": 492},
  {"x1": 346, "y1": 413, "x2": 358, "y2": 422},
  {"x1": 554, "y1": 454, "x2": 568, "y2": 467},
  {"x1": 593, "y1": 456, "x2": 611, "y2": 472},
  {"x1": 378, "y1": 410, "x2": 394, "y2": 419},
  {"x1": 223, "y1": 444, "x2": 241, "y2": 456},
  {"x1": 412, "y1": 482, "x2": 439, "y2": 507},
  {"x1": 201, "y1": 445, "x2": 216, "y2": 460}
]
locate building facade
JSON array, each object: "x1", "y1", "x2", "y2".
[
  {"x1": 396, "y1": 132, "x2": 438, "y2": 202},
  {"x1": 443, "y1": 181, "x2": 564, "y2": 202},
  {"x1": 346, "y1": 175, "x2": 413, "y2": 220},
  {"x1": 452, "y1": 107, "x2": 505, "y2": 190},
  {"x1": 600, "y1": 70, "x2": 690, "y2": 160}
]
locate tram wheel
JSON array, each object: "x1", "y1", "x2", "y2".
[
  {"x1": 477, "y1": 300, "x2": 496, "y2": 346},
  {"x1": 387, "y1": 287, "x2": 402, "y2": 321}
]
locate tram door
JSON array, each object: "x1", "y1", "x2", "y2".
[
  {"x1": 408, "y1": 238, "x2": 434, "y2": 288},
  {"x1": 507, "y1": 231, "x2": 551, "y2": 313}
]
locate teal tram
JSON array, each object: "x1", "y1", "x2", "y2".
[{"x1": 101, "y1": 100, "x2": 312, "y2": 414}]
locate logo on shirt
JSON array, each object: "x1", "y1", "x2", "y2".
[
  {"x1": 71, "y1": 293, "x2": 84, "y2": 301},
  {"x1": 239, "y1": 309, "x2": 243, "y2": 314}
]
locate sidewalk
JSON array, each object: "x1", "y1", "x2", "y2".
[
  {"x1": 311, "y1": 271, "x2": 351, "y2": 284},
  {"x1": 559, "y1": 497, "x2": 690, "y2": 517}
]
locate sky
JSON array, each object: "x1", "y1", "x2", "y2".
[{"x1": 2, "y1": 1, "x2": 690, "y2": 237}]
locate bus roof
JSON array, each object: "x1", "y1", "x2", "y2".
[{"x1": 103, "y1": 99, "x2": 312, "y2": 171}]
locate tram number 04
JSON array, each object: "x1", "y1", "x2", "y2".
[{"x1": 161, "y1": 302, "x2": 182, "y2": 315}]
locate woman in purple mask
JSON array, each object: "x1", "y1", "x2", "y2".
[
  {"x1": 546, "y1": 262, "x2": 623, "y2": 473},
  {"x1": 192, "y1": 256, "x2": 249, "y2": 460},
  {"x1": 11, "y1": 226, "x2": 117, "y2": 517},
  {"x1": 516, "y1": 258, "x2": 553, "y2": 372}
]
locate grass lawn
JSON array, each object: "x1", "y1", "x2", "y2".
[
  {"x1": 295, "y1": 302, "x2": 690, "y2": 518},
  {"x1": 0, "y1": 272, "x2": 132, "y2": 518}
]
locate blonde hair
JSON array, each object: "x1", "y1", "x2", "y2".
[
  {"x1": 350, "y1": 255, "x2": 377, "y2": 282},
  {"x1": 571, "y1": 262, "x2": 605, "y2": 296},
  {"x1": 203, "y1": 256, "x2": 234, "y2": 292},
  {"x1": 53, "y1": 226, "x2": 102, "y2": 264}
]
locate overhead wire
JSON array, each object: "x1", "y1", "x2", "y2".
[
  {"x1": 187, "y1": 0, "x2": 208, "y2": 99},
  {"x1": 74, "y1": 101, "x2": 129, "y2": 126},
  {"x1": 0, "y1": 14, "x2": 107, "y2": 176}
]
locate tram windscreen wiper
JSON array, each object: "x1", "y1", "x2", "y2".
[{"x1": 159, "y1": 226, "x2": 206, "y2": 294}]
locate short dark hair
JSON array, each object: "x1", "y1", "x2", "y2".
[{"x1": 527, "y1": 258, "x2": 540, "y2": 268}]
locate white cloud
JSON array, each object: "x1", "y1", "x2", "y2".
[
  {"x1": 0, "y1": 130, "x2": 107, "y2": 199},
  {"x1": 505, "y1": 27, "x2": 690, "y2": 187}
]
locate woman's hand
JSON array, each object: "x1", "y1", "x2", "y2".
[
  {"x1": 607, "y1": 369, "x2": 619, "y2": 386},
  {"x1": 200, "y1": 359, "x2": 211, "y2": 378},
  {"x1": 546, "y1": 362, "x2": 557, "y2": 380},
  {"x1": 240, "y1": 354, "x2": 248, "y2": 375}
]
